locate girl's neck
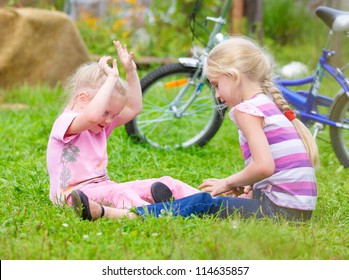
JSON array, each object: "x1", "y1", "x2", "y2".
[
  {"x1": 240, "y1": 80, "x2": 264, "y2": 101},
  {"x1": 67, "y1": 102, "x2": 82, "y2": 113}
]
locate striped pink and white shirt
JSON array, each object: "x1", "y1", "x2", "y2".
[{"x1": 228, "y1": 94, "x2": 317, "y2": 210}]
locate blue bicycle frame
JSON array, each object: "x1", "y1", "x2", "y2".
[{"x1": 277, "y1": 47, "x2": 349, "y2": 130}]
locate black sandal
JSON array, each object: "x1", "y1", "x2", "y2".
[
  {"x1": 151, "y1": 182, "x2": 174, "y2": 203},
  {"x1": 71, "y1": 190, "x2": 104, "y2": 221}
]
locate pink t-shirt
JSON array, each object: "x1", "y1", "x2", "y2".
[{"x1": 46, "y1": 109, "x2": 117, "y2": 205}]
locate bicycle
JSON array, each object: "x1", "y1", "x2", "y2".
[
  {"x1": 125, "y1": 0, "x2": 349, "y2": 168},
  {"x1": 125, "y1": 0, "x2": 230, "y2": 148}
]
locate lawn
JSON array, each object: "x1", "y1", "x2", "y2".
[{"x1": 0, "y1": 81, "x2": 348, "y2": 260}]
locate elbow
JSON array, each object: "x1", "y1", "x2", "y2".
[
  {"x1": 135, "y1": 104, "x2": 143, "y2": 116},
  {"x1": 83, "y1": 108, "x2": 106, "y2": 125},
  {"x1": 256, "y1": 161, "x2": 275, "y2": 179},
  {"x1": 85, "y1": 113, "x2": 101, "y2": 124},
  {"x1": 131, "y1": 105, "x2": 143, "y2": 119}
]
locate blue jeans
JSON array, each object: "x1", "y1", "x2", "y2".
[
  {"x1": 136, "y1": 192, "x2": 261, "y2": 219},
  {"x1": 136, "y1": 191, "x2": 312, "y2": 221}
]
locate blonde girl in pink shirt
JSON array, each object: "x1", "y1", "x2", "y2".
[{"x1": 46, "y1": 41, "x2": 199, "y2": 209}]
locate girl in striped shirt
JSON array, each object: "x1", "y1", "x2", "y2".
[{"x1": 198, "y1": 35, "x2": 319, "y2": 220}]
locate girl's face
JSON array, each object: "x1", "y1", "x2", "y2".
[
  {"x1": 89, "y1": 94, "x2": 127, "y2": 134},
  {"x1": 209, "y1": 73, "x2": 241, "y2": 107}
]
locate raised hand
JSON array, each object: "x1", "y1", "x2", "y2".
[
  {"x1": 98, "y1": 55, "x2": 119, "y2": 78},
  {"x1": 113, "y1": 40, "x2": 136, "y2": 72}
]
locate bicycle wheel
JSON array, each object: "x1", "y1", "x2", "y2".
[
  {"x1": 329, "y1": 89, "x2": 349, "y2": 167},
  {"x1": 125, "y1": 63, "x2": 226, "y2": 148}
]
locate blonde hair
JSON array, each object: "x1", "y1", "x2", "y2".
[
  {"x1": 63, "y1": 61, "x2": 127, "y2": 109},
  {"x1": 205, "y1": 35, "x2": 319, "y2": 168}
]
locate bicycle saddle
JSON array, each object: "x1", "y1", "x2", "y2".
[{"x1": 316, "y1": 6, "x2": 349, "y2": 32}]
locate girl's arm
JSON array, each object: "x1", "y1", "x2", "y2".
[
  {"x1": 111, "y1": 41, "x2": 143, "y2": 126},
  {"x1": 199, "y1": 110, "x2": 275, "y2": 196},
  {"x1": 66, "y1": 57, "x2": 120, "y2": 136}
]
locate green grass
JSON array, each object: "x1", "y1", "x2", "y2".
[{"x1": 1, "y1": 82, "x2": 349, "y2": 260}]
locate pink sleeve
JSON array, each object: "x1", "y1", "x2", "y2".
[
  {"x1": 228, "y1": 103, "x2": 264, "y2": 123},
  {"x1": 51, "y1": 111, "x2": 79, "y2": 143}
]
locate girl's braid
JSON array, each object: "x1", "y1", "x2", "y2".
[
  {"x1": 261, "y1": 76, "x2": 320, "y2": 168},
  {"x1": 261, "y1": 76, "x2": 291, "y2": 113}
]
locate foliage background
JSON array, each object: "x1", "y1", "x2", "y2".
[{"x1": 1, "y1": 0, "x2": 338, "y2": 64}]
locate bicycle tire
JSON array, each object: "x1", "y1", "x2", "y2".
[
  {"x1": 329, "y1": 89, "x2": 349, "y2": 167},
  {"x1": 125, "y1": 63, "x2": 226, "y2": 148}
]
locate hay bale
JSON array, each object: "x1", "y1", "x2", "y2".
[{"x1": 0, "y1": 8, "x2": 91, "y2": 88}]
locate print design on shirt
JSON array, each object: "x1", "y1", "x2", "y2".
[{"x1": 60, "y1": 143, "x2": 80, "y2": 190}]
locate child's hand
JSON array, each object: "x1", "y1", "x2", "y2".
[
  {"x1": 98, "y1": 56, "x2": 119, "y2": 78},
  {"x1": 114, "y1": 40, "x2": 136, "y2": 72},
  {"x1": 226, "y1": 185, "x2": 252, "y2": 198},
  {"x1": 224, "y1": 187, "x2": 245, "y2": 197},
  {"x1": 198, "y1": 178, "x2": 230, "y2": 197},
  {"x1": 237, "y1": 189, "x2": 253, "y2": 199}
]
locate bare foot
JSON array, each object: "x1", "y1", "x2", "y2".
[
  {"x1": 88, "y1": 199, "x2": 103, "y2": 220},
  {"x1": 79, "y1": 198, "x2": 138, "y2": 220}
]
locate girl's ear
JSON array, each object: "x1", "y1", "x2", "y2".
[
  {"x1": 77, "y1": 92, "x2": 90, "y2": 103},
  {"x1": 229, "y1": 70, "x2": 241, "y2": 84}
]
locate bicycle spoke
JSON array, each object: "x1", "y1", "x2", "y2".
[{"x1": 126, "y1": 63, "x2": 226, "y2": 148}]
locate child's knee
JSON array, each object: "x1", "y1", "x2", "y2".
[{"x1": 193, "y1": 192, "x2": 213, "y2": 203}]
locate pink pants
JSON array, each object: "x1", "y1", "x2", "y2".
[{"x1": 67, "y1": 176, "x2": 200, "y2": 209}]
